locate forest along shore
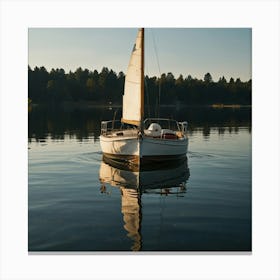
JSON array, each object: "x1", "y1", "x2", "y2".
[{"x1": 28, "y1": 66, "x2": 252, "y2": 109}]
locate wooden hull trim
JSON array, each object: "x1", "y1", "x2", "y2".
[
  {"x1": 103, "y1": 152, "x2": 187, "y2": 170},
  {"x1": 103, "y1": 153, "x2": 139, "y2": 165}
]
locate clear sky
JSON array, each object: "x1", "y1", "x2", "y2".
[{"x1": 28, "y1": 28, "x2": 251, "y2": 82}]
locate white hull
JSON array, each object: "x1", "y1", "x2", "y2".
[{"x1": 100, "y1": 133, "x2": 188, "y2": 165}]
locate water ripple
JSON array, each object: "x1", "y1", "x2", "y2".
[
  {"x1": 71, "y1": 151, "x2": 102, "y2": 164},
  {"x1": 188, "y1": 151, "x2": 216, "y2": 158}
]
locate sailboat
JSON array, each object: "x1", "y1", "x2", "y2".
[{"x1": 100, "y1": 28, "x2": 188, "y2": 168}]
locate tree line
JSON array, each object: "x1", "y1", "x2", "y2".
[{"x1": 28, "y1": 66, "x2": 251, "y2": 107}]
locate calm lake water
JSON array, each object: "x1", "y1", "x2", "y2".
[{"x1": 28, "y1": 106, "x2": 251, "y2": 251}]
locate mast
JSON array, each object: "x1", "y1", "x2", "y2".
[{"x1": 140, "y1": 28, "x2": 144, "y2": 130}]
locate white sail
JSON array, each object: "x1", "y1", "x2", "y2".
[{"x1": 122, "y1": 28, "x2": 144, "y2": 126}]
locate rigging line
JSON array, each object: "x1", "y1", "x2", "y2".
[
  {"x1": 144, "y1": 33, "x2": 151, "y2": 119},
  {"x1": 144, "y1": 77, "x2": 151, "y2": 119},
  {"x1": 151, "y1": 29, "x2": 162, "y2": 118},
  {"x1": 112, "y1": 108, "x2": 119, "y2": 129},
  {"x1": 151, "y1": 30, "x2": 162, "y2": 78}
]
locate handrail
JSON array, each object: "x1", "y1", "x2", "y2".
[{"x1": 101, "y1": 118, "x2": 188, "y2": 136}]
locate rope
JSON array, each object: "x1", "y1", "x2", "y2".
[
  {"x1": 151, "y1": 30, "x2": 162, "y2": 118},
  {"x1": 151, "y1": 30, "x2": 162, "y2": 77},
  {"x1": 144, "y1": 77, "x2": 151, "y2": 119}
]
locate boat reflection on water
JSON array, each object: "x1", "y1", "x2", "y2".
[{"x1": 99, "y1": 157, "x2": 190, "y2": 251}]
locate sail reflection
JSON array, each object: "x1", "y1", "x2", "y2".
[
  {"x1": 121, "y1": 187, "x2": 142, "y2": 251},
  {"x1": 99, "y1": 158, "x2": 190, "y2": 251}
]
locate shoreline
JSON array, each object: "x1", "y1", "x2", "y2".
[{"x1": 29, "y1": 102, "x2": 252, "y2": 110}]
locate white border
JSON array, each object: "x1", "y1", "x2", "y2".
[{"x1": 1, "y1": 0, "x2": 279, "y2": 279}]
